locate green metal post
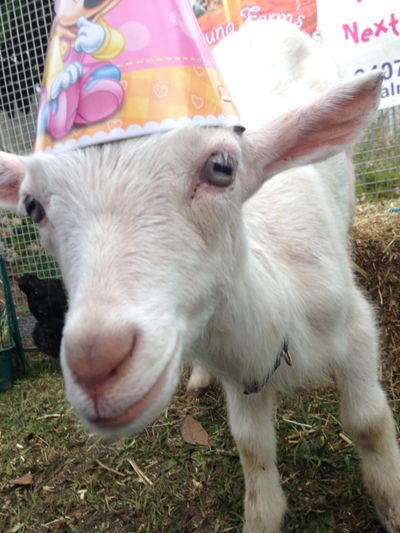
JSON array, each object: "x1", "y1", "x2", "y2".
[{"x1": 0, "y1": 255, "x2": 28, "y2": 372}]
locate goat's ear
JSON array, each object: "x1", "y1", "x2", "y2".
[
  {"x1": 241, "y1": 71, "x2": 383, "y2": 199},
  {"x1": 0, "y1": 152, "x2": 26, "y2": 210}
]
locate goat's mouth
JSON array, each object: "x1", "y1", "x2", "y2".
[{"x1": 91, "y1": 363, "x2": 170, "y2": 430}]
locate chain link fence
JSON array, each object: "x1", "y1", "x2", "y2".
[
  {"x1": 0, "y1": 0, "x2": 399, "y2": 310},
  {"x1": 0, "y1": 0, "x2": 58, "y2": 309},
  {"x1": 354, "y1": 106, "x2": 400, "y2": 200}
]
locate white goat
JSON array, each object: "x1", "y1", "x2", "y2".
[{"x1": 1, "y1": 20, "x2": 400, "y2": 532}]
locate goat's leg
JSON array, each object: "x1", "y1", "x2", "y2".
[
  {"x1": 336, "y1": 294, "x2": 400, "y2": 532},
  {"x1": 224, "y1": 383, "x2": 286, "y2": 533},
  {"x1": 186, "y1": 364, "x2": 213, "y2": 397}
]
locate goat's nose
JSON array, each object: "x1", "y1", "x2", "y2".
[{"x1": 64, "y1": 327, "x2": 138, "y2": 393}]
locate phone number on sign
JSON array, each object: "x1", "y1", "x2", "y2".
[{"x1": 355, "y1": 59, "x2": 400, "y2": 80}]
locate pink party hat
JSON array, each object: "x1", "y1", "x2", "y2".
[{"x1": 34, "y1": 0, "x2": 241, "y2": 153}]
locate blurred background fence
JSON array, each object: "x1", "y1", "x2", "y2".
[
  {"x1": 0, "y1": 0, "x2": 57, "y2": 311},
  {"x1": 0, "y1": 0, "x2": 399, "y2": 310},
  {"x1": 354, "y1": 106, "x2": 400, "y2": 200}
]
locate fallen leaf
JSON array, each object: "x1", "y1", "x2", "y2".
[
  {"x1": 181, "y1": 415, "x2": 211, "y2": 446},
  {"x1": 12, "y1": 473, "x2": 33, "y2": 486}
]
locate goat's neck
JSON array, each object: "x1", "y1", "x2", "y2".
[{"x1": 199, "y1": 230, "x2": 289, "y2": 387}]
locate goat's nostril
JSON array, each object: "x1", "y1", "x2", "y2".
[{"x1": 65, "y1": 330, "x2": 138, "y2": 391}]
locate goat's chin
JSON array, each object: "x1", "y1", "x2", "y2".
[{"x1": 76, "y1": 355, "x2": 181, "y2": 437}]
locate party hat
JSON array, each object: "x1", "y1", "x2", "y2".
[{"x1": 35, "y1": 0, "x2": 241, "y2": 153}]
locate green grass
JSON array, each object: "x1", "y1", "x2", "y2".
[
  {"x1": 0, "y1": 360, "x2": 243, "y2": 533},
  {"x1": 1, "y1": 355, "x2": 395, "y2": 532}
]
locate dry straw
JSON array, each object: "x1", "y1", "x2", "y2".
[
  {"x1": 352, "y1": 201, "x2": 400, "y2": 374},
  {"x1": 0, "y1": 281, "x2": 9, "y2": 347}
]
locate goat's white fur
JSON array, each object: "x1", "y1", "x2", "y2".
[{"x1": 1, "y1": 21, "x2": 399, "y2": 532}]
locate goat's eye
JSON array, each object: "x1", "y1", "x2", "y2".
[
  {"x1": 203, "y1": 153, "x2": 237, "y2": 187},
  {"x1": 24, "y1": 195, "x2": 46, "y2": 224}
]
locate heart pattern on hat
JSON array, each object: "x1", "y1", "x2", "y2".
[
  {"x1": 153, "y1": 84, "x2": 169, "y2": 99},
  {"x1": 191, "y1": 94, "x2": 205, "y2": 110}
]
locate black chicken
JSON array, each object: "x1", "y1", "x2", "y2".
[
  {"x1": 17, "y1": 273, "x2": 67, "y2": 358},
  {"x1": 32, "y1": 317, "x2": 65, "y2": 360}
]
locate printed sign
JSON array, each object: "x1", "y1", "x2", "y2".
[
  {"x1": 191, "y1": 0, "x2": 400, "y2": 109},
  {"x1": 316, "y1": 0, "x2": 400, "y2": 109},
  {"x1": 192, "y1": 0, "x2": 319, "y2": 46}
]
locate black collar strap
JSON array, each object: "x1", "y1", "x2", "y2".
[{"x1": 243, "y1": 337, "x2": 292, "y2": 395}]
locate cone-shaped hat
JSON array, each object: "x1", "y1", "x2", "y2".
[{"x1": 35, "y1": 0, "x2": 241, "y2": 153}]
